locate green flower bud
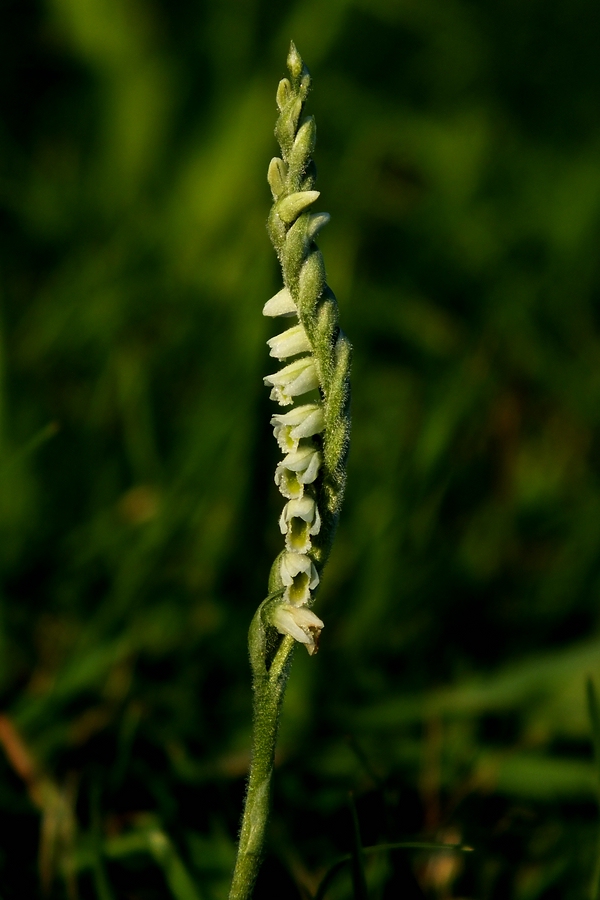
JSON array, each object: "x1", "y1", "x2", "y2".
[
  {"x1": 276, "y1": 78, "x2": 292, "y2": 111},
  {"x1": 287, "y1": 41, "x2": 304, "y2": 81},
  {"x1": 267, "y1": 157, "x2": 287, "y2": 199},
  {"x1": 287, "y1": 117, "x2": 317, "y2": 188},
  {"x1": 276, "y1": 190, "x2": 320, "y2": 225}
]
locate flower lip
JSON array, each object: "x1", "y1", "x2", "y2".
[
  {"x1": 279, "y1": 551, "x2": 319, "y2": 589},
  {"x1": 274, "y1": 466, "x2": 303, "y2": 500},
  {"x1": 279, "y1": 495, "x2": 320, "y2": 529},
  {"x1": 279, "y1": 496, "x2": 321, "y2": 553}
]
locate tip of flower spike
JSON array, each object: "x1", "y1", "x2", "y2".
[{"x1": 287, "y1": 41, "x2": 303, "y2": 80}]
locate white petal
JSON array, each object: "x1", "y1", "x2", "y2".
[
  {"x1": 279, "y1": 553, "x2": 320, "y2": 604},
  {"x1": 281, "y1": 495, "x2": 316, "y2": 526},
  {"x1": 309, "y1": 504, "x2": 321, "y2": 536},
  {"x1": 275, "y1": 445, "x2": 321, "y2": 497},
  {"x1": 271, "y1": 403, "x2": 324, "y2": 451},
  {"x1": 298, "y1": 450, "x2": 321, "y2": 484},
  {"x1": 262, "y1": 287, "x2": 297, "y2": 317},
  {"x1": 267, "y1": 324, "x2": 311, "y2": 359},
  {"x1": 272, "y1": 604, "x2": 324, "y2": 654},
  {"x1": 281, "y1": 443, "x2": 319, "y2": 473},
  {"x1": 264, "y1": 357, "x2": 318, "y2": 406},
  {"x1": 272, "y1": 606, "x2": 310, "y2": 644},
  {"x1": 279, "y1": 551, "x2": 312, "y2": 585}
]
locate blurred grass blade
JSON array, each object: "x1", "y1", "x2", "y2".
[
  {"x1": 314, "y1": 859, "x2": 348, "y2": 900},
  {"x1": 587, "y1": 677, "x2": 600, "y2": 900},
  {"x1": 348, "y1": 794, "x2": 368, "y2": 900},
  {"x1": 0, "y1": 421, "x2": 59, "y2": 475},
  {"x1": 89, "y1": 779, "x2": 115, "y2": 900},
  {"x1": 314, "y1": 841, "x2": 473, "y2": 900},
  {"x1": 587, "y1": 678, "x2": 600, "y2": 779},
  {"x1": 143, "y1": 824, "x2": 204, "y2": 900}
]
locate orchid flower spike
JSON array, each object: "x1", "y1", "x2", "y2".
[
  {"x1": 259, "y1": 41, "x2": 352, "y2": 656},
  {"x1": 230, "y1": 43, "x2": 352, "y2": 900}
]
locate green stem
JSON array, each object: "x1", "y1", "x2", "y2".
[{"x1": 228, "y1": 635, "x2": 295, "y2": 900}]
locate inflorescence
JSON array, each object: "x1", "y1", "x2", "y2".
[{"x1": 263, "y1": 43, "x2": 351, "y2": 655}]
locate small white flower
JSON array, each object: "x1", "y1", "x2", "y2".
[
  {"x1": 267, "y1": 324, "x2": 311, "y2": 359},
  {"x1": 262, "y1": 287, "x2": 297, "y2": 317},
  {"x1": 281, "y1": 443, "x2": 322, "y2": 483},
  {"x1": 264, "y1": 356, "x2": 318, "y2": 406},
  {"x1": 270, "y1": 403, "x2": 324, "y2": 452},
  {"x1": 279, "y1": 495, "x2": 321, "y2": 553},
  {"x1": 274, "y1": 443, "x2": 322, "y2": 499},
  {"x1": 272, "y1": 604, "x2": 324, "y2": 655},
  {"x1": 279, "y1": 551, "x2": 319, "y2": 606}
]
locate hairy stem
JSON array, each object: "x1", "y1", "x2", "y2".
[{"x1": 228, "y1": 636, "x2": 294, "y2": 900}]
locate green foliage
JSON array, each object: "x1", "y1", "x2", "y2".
[{"x1": 3, "y1": 0, "x2": 600, "y2": 897}]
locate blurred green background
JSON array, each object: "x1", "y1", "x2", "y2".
[{"x1": 3, "y1": 0, "x2": 600, "y2": 897}]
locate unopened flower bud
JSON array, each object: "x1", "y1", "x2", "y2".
[
  {"x1": 267, "y1": 157, "x2": 287, "y2": 199},
  {"x1": 287, "y1": 42, "x2": 303, "y2": 80},
  {"x1": 267, "y1": 324, "x2": 311, "y2": 359},
  {"x1": 263, "y1": 287, "x2": 297, "y2": 318},
  {"x1": 276, "y1": 78, "x2": 292, "y2": 111},
  {"x1": 277, "y1": 191, "x2": 320, "y2": 225}
]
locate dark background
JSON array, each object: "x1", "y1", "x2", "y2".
[{"x1": 2, "y1": 0, "x2": 600, "y2": 897}]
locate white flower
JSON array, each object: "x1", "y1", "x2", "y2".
[
  {"x1": 264, "y1": 356, "x2": 318, "y2": 406},
  {"x1": 262, "y1": 287, "x2": 297, "y2": 317},
  {"x1": 272, "y1": 604, "x2": 324, "y2": 655},
  {"x1": 279, "y1": 495, "x2": 321, "y2": 554},
  {"x1": 270, "y1": 403, "x2": 324, "y2": 452},
  {"x1": 267, "y1": 324, "x2": 311, "y2": 359},
  {"x1": 279, "y1": 551, "x2": 319, "y2": 606},
  {"x1": 274, "y1": 443, "x2": 322, "y2": 499}
]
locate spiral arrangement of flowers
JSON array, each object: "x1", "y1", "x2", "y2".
[{"x1": 263, "y1": 42, "x2": 351, "y2": 655}]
